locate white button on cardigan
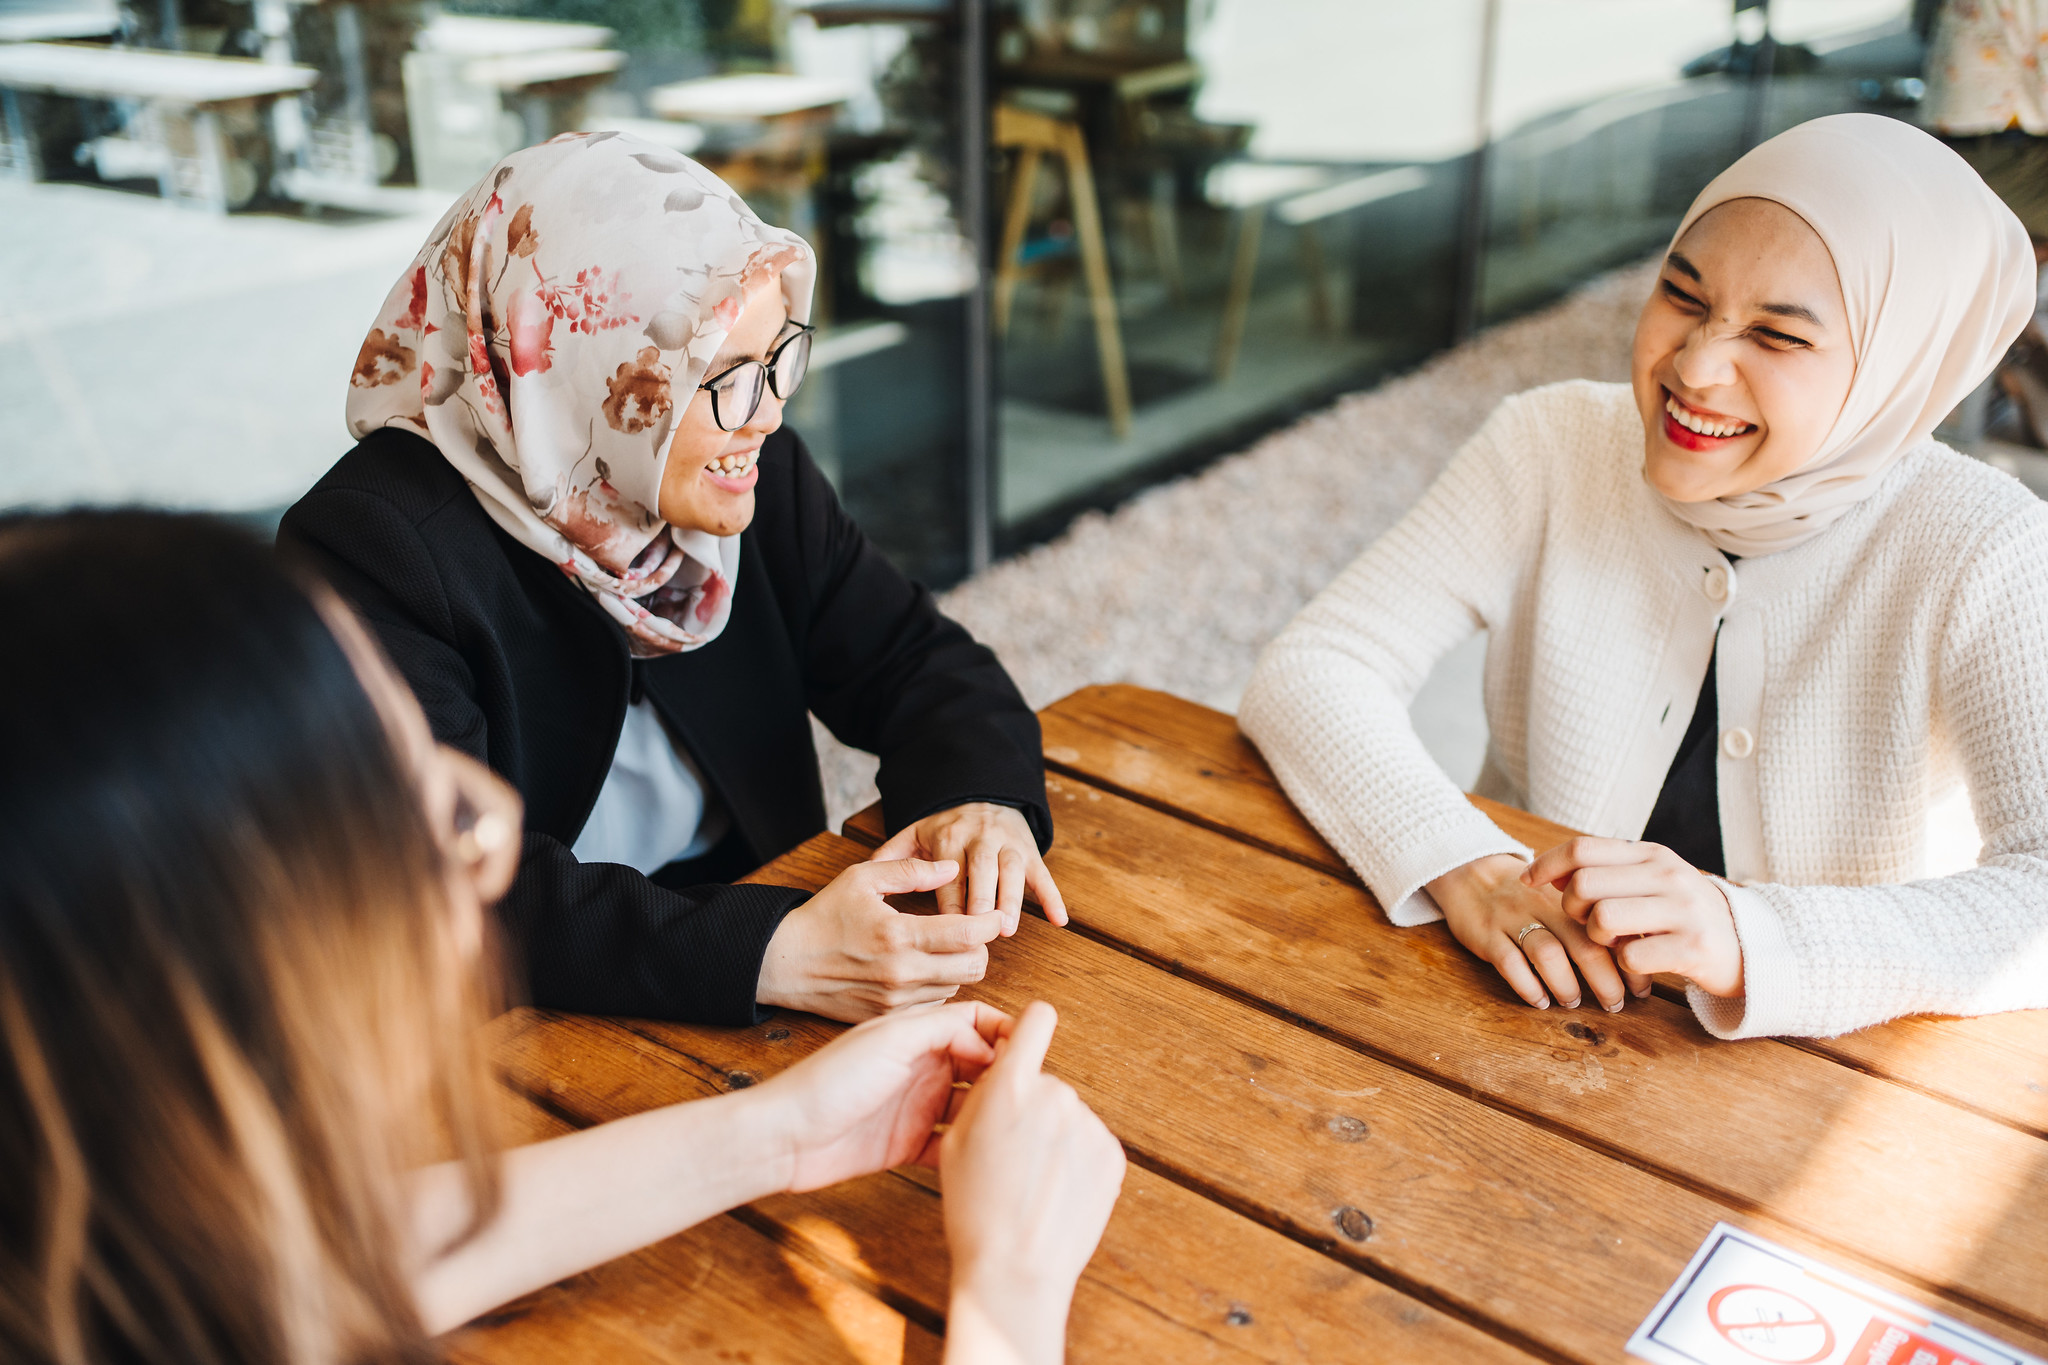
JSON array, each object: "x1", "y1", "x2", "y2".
[{"x1": 1240, "y1": 381, "x2": 2048, "y2": 1040}]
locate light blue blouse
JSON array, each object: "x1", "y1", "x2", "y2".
[{"x1": 570, "y1": 697, "x2": 728, "y2": 874}]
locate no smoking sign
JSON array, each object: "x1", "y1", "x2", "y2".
[
  {"x1": 1628, "y1": 1226, "x2": 2038, "y2": 1365},
  {"x1": 1707, "y1": 1284, "x2": 1836, "y2": 1363}
]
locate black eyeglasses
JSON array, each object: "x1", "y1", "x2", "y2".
[{"x1": 698, "y1": 323, "x2": 815, "y2": 432}]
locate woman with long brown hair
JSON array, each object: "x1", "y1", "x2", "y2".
[{"x1": 0, "y1": 510, "x2": 1122, "y2": 1365}]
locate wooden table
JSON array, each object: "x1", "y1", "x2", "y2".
[
  {"x1": 458, "y1": 684, "x2": 2048, "y2": 1364},
  {"x1": 0, "y1": 42, "x2": 316, "y2": 208}
]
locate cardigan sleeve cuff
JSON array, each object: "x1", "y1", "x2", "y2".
[
  {"x1": 1371, "y1": 817, "x2": 1531, "y2": 927},
  {"x1": 1686, "y1": 880, "x2": 1800, "y2": 1040}
]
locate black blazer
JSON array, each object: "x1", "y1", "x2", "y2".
[{"x1": 280, "y1": 425, "x2": 1050, "y2": 1025}]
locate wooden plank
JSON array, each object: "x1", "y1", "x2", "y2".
[
  {"x1": 917, "y1": 682, "x2": 2048, "y2": 1140},
  {"x1": 491, "y1": 1007, "x2": 1543, "y2": 1365},
  {"x1": 840, "y1": 689, "x2": 1571, "y2": 871},
  {"x1": 445, "y1": 1079, "x2": 942, "y2": 1364},
  {"x1": 936, "y1": 768, "x2": 2048, "y2": 1336},
  {"x1": 738, "y1": 834, "x2": 2048, "y2": 1361},
  {"x1": 1787, "y1": 1012, "x2": 2048, "y2": 1140}
]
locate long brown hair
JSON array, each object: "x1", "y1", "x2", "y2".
[{"x1": 0, "y1": 512, "x2": 500, "y2": 1365}]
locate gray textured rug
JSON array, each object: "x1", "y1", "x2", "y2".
[{"x1": 815, "y1": 258, "x2": 1659, "y2": 828}]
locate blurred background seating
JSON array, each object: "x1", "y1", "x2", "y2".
[{"x1": 4, "y1": 0, "x2": 2033, "y2": 593}]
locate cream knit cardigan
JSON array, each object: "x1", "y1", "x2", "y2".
[{"x1": 1239, "y1": 381, "x2": 2048, "y2": 1040}]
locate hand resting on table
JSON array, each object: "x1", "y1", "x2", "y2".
[
  {"x1": 757, "y1": 856, "x2": 1004, "y2": 1021},
  {"x1": 874, "y1": 801, "x2": 1070, "y2": 935},
  {"x1": 1524, "y1": 837, "x2": 1745, "y2": 998},
  {"x1": 1427, "y1": 852, "x2": 1650, "y2": 1012},
  {"x1": 410, "y1": 999, "x2": 1124, "y2": 1365}
]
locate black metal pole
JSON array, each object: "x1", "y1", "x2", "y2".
[
  {"x1": 1739, "y1": 0, "x2": 1778, "y2": 152},
  {"x1": 1453, "y1": 0, "x2": 1502, "y2": 342},
  {"x1": 959, "y1": 0, "x2": 995, "y2": 576}
]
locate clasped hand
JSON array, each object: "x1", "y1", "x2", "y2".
[
  {"x1": 874, "y1": 801, "x2": 1069, "y2": 933},
  {"x1": 1428, "y1": 838, "x2": 1743, "y2": 1011},
  {"x1": 757, "y1": 803, "x2": 1067, "y2": 1023},
  {"x1": 1526, "y1": 837, "x2": 1744, "y2": 998}
]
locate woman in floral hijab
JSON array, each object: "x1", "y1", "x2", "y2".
[
  {"x1": 289, "y1": 133, "x2": 1061, "y2": 1028},
  {"x1": 346, "y1": 132, "x2": 812, "y2": 655}
]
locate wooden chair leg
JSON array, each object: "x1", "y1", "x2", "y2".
[
  {"x1": 1297, "y1": 221, "x2": 1332, "y2": 335},
  {"x1": 1041, "y1": 267, "x2": 1073, "y2": 338},
  {"x1": 994, "y1": 145, "x2": 1042, "y2": 338},
  {"x1": 1150, "y1": 169, "x2": 1187, "y2": 305},
  {"x1": 1213, "y1": 201, "x2": 1264, "y2": 382},
  {"x1": 1056, "y1": 122, "x2": 1132, "y2": 438}
]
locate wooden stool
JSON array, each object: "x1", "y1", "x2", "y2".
[
  {"x1": 1204, "y1": 161, "x2": 1429, "y2": 382},
  {"x1": 994, "y1": 102, "x2": 1132, "y2": 438}
]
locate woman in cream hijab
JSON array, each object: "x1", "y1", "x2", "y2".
[
  {"x1": 286, "y1": 133, "x2": 1065, "y2": 1030},
  {"x1": 1241, "y1": 114, "x2": 2048, "y2": 1040}
]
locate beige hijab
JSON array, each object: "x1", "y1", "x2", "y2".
[
  {"x1": 1653, "y1": 114, "x2": 2035, "y2": 557},
  {"x1": 346, "y1": 133, "x2": 814, "y2": 654}
]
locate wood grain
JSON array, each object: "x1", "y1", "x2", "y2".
[
  {"x1": 727, "y1": 834, "x2": 2048, "y2": 1362},
  {"x1": 973, "y1": 683, "x2": 2048, "y2": 1140},
  {"x1": 489, "y1": 1007, "x2": 1543, "y2": 1365},
  {"x1": 445, "y1": 1080, "x2": 943, "y2": 1365},
  {"x1": 946, "y1": 765, "x2": 2048, "y2": 1333}
]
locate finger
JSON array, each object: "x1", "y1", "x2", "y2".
[
  {"x1": 1621, "y1": 960, "x2": 1655, "y2": 998},
  {"x1": 1487, "y1": 939, "x2": 1553, "y2": 1009},
  {"x1": 885, "y1": 982, "x2": 963, "y2": 1011},
  {"x1": 906, "y1": 910, "x2": 1005, "y2": 953},
  {"x1": 1550, "y1": 917, "x2": 1627, "y2": 1011},
  {"x1": 994, "y1": 847, "x2": 1026, "y2": 935},
  {"x1": 1523, "y1": 836, "x2": 1648, "y2": 890},
  {"x1": 933, "y1": 998, "x2": 1000, "y2": 1059},
  {"x1": 1583, "y1": 896, "x2": 1681, "y2": 946},
  {"x1": 1559, "y1": 865, "x2": 1665, "y2": 921},
  {"x1": 914, "y1": 1086, "x2": 976, "y2": 1167},
  {"x1": 872, "y1": 824, "x2": 922, "y2": 861},
  {"x1": 961, "y1": 1000, "x2": 1013, "y2": 1051},
  {"x1": 964, "y1": 840, "x2": 1000, "y2": 918},
  {"x1": 900, "y1": 944, "x2": 990, "y2": 987},
  {"x1": 862, "y1": 994, "x2": 1000, "y2": 1062},
  {"x1": 1026, "y1": 858, "x2": 1070, "y2": 927},
  {"x1": 933, "y1": 874, "x2": 965, "y2": 917},
  {"x1": 1613, "y1": 931, "x2": 1691, "y2": 978},
  {"x1": 860, "y1": 857, "x2": 960, "y2": 897},
  {"x1": 1522, "y1": 929, "x2": 1584, "y2": 1009},
  {"x1": 989, "y1": 999, "x2": 1059, "y2": 1079}
]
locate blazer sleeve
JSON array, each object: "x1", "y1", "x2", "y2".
[
  {"x1": 778, "y1": 437, "x2": 1052, "y2": 850},
  {"x1": 280, "y1": 485, "x2": 806, "y2": 1026}
]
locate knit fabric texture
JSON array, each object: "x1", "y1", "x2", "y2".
[{"x1": 1240, "y1": 380, "x2": 2048, "y2": 1041}]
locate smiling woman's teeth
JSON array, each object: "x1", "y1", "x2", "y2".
[
  {"x1": 709, "y1": 452, "x2": 757, "y2": 477},
  {"x1": 1666, "y1": 395, "x2": 1754, "y2": 439}
]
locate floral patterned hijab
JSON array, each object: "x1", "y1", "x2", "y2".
[{"x1": 346, "y1": 133, "x2": 815, "y2": 655}]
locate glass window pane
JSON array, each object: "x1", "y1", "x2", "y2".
[
  {"x1": 1478, "y1": 0, "x2": 1920, "y2": 326},
  {"x1": 992, "y1": 0, "x2": 1483, "y2": 542},
  {"x1": 0, "y1": 0, "x2": 976, "y2": 585}
]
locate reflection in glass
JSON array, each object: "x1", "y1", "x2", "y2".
[
  {"x1": 1475, "y1": 0, "x2": 1919, "y2": 324},
  {"x1": 991, "y1": 0, "x2": 1480, "y2": 542},
  {"x1": 0, "y1": 0, "x2": 1948, "y2": 584}
]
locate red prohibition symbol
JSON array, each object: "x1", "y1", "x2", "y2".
[{"x1": 1705, "y1": 1283, "x2": 1838, "y2": 1364}]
